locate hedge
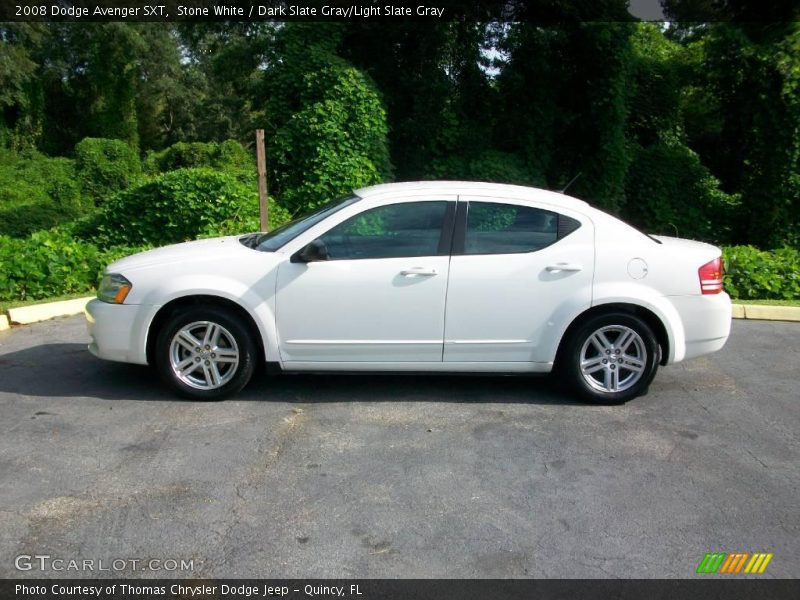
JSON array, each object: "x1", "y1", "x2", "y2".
[
  {"x1": 198, "y1": 200, "x2": 292, "y2": 238},
  {"x1": 0, "y1": 149, "x2": 88, "y2": 237},
  {"x1": 0, "y1": 199, "x2": 291, "y2": 303},
  {"x1": 80, "y1": 168, "x2": 268, "y2": 248},
  {"x1": 0, "y1": 231, "x2": 148, "y2": 303},
  {"x1": 143, "y1": 140, "x2": 254, "y2": 175},
  {"x1": 74, "y1": 137, "x2": 142, "y2": 204},
  {"x1": 722, "y1": 245, "x2": 800, "y2": 301}
]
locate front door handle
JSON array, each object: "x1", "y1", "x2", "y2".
[
  {"x1": 545, "y1": 262, "x2": 583, "y2": 273},
  {"x1": 400, "y1": 267, "x2": 438, "y2": 277}
]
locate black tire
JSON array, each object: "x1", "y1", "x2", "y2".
[
  {"x1": 560, "y1": 312, "x2": 659, "y2": 404},
  {"x1": 154, "y1": 305, "x2": 257, "y2": 400}
]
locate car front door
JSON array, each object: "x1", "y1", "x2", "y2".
[
  {"x1": 275, "y1": 198, "x2": 456, "y2": 363},
  {"x1": 443, "y1": 197, "x2": 594, "y2": 365}
]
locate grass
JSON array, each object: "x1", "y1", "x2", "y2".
[
  {"x1": 733, "y1": 299, "x2": 800, "y2": 307},
  {"x1": 0, "y1": 290, "x2": 95, "y2": 314}
]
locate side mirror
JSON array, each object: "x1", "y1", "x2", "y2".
[{"x1": 291, "y1": 239, "x2": 330, "y2": 263}]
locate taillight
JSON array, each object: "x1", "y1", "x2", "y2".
[{"x1": 699, "y1": 257, "x2": 724, "y2": 295}]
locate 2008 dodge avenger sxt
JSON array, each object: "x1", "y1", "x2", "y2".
[{"x1": 86, "y1": 181, "x2": 731, "y2": 403}]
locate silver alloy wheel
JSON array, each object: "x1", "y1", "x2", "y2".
[
  {"x1": 169, "y1": 320, "x2": 240, "y2": 390},
  {"x1": 579, "y1": 325, "x2": 647, "y2": 394}
]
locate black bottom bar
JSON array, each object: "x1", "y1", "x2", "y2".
[{"x1": 2, "y1": 579, "x2": 799, "y2": 600}]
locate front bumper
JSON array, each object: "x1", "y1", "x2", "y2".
[{"x1": 85, "y1": 298, "x2": 158, "y2": 365}]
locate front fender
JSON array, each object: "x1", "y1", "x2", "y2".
[{"x1": 138, "y1": 275, "x2": 279, "y2": 362}]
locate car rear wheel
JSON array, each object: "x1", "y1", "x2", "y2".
[
  {"x1": 562, "y1": 312, "x2": 659, "y2": 404},
  {"x1": 155, "y1": 305, "x2": 256, "y2": 400}
]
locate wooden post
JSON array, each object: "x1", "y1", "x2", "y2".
[{"x1": 255, "y1": 128, "x2": 269, "y2": 231}]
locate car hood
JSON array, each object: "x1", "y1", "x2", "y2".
[{"x1": 106, "y1": 236, "x2": 258, "y2": 273}]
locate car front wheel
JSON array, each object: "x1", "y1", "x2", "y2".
[
  {"x1": 155, "y1": 305, "x2": 257, "y2": 400},
  {"x1": 562, "y1": 312, "x2": 659, "y2": 404}
]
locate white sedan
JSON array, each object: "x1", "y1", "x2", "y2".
[{"x1": 85, "y1": 181, "x2": 731, "y2": 403}]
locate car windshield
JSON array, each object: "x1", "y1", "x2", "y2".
[{"x1": 251, "y1": 196, "x2": 360, "y2": 252}]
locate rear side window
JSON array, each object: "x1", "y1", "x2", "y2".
[
  {"x1": 320, "y1": 201, "x2": 449, "y2": 260},
  {"x1": 464, "y1": 202, "x2": 578, "y2": 255}
]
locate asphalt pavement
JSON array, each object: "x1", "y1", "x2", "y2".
[{"x1": 0, "y1": 316, "x2": 797, "y2": 578}]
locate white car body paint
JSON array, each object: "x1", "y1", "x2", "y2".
[{"x1": 86, "y1": 181, "x2": 732, "y2": 379}]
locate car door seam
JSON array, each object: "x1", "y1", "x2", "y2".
[{"x1": 440, "y1": 197, "x2": 460, "y2": 361}]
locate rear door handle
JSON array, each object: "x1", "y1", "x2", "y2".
[
  {"x1": 545, "y1": 262, "x2": 583, "y2": 273},
  {"x1": 400, "y1": 267, "x2": 438, "y2": 277}
]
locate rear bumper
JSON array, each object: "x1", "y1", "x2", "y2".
[
  {"x1": 668, "y1": 292, "x2": 732, "y2": 363},
  {"x1": 85, "y1": 299, "x2": 158, "y2": 365}
]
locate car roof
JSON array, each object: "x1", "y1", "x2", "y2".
[{"x1": 353, "y1": 181, "x2": 590, "y2": 210}]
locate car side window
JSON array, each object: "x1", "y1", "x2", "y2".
[
  {"x1": 320, "y1": 201, "x2": 449, "y2": 260},
  {"x1": 464, "y1": 201, "x2": 575, "y2": 255}
]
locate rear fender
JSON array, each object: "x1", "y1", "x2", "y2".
[{"x1": 590, "y1": 283, "x2": 686, "y2": 364}]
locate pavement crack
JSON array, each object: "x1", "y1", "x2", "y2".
[
  {"x1": 212, "y1": 406, "x2": 308, "y2": 569},
  {"x1": 745, "y1": 448, "x2": 769, "y2": 469},
  {"x1": 262, "y1": 407, "x2": 306, "y2": 471}
]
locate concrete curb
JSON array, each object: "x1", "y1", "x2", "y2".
[
  {"x1": 0, "y1": 297, "x2": 798, "y2": 329},
  {"x1": 737, "y1": 303, "x2": 800, "y2": 322},
  {"x1": 6, "y1": 296, "x2": 95, "y2": 326}
]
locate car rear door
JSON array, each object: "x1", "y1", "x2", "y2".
[
  {"x1": 443, "y1": 197, "x2": 594, "y2": 365},
  {"x1": 275, "y1": 197, "x2": 456, "y2": 363}
]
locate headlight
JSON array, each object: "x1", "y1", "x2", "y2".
[{"x1": 97, "y1": 274, "x2": 132, "y2": 304}]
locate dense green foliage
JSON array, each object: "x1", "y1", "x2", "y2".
[
  {"x1": 264, "y1": 24, "x2": 391, "y2": 213},
  {"x1": 503, "y1": 23, "x2": 633, "y2": 212},
  {"x1": 3, "y1": 18, "x2": 798, "y2": 247},
  {"x1": 0, "y1": 149, "x2": 88, "y2": 237},
  {"x1": 624, "y1": 139, "x2": 740, "y2": 241},
  {"x1": 143, "y1": 140, "x2": 254, "y2": 175},
  {"x1": 271, "y1": 62, "x2": 391, "y2": 213},
  {"x1": 74, "y1": 137, "x2": 142, "y2": 204},
  {"x1": 80, "y1": 168, "x2": 264, "y2": 248},
  {"x1": 722, "y1": 246, "x2": 800, "y2": 301},
  {"x1": 680, "y1": 23, "x2": 800, "y2": 248},
  {"x1": 0, "y1": 136, "x2": 277, "y2": 303},
  {"x1": 0, "y1": 230, "x2": 147, "y2": 302},
  {"x1": 197, "y1": 199, "x2": 291, "y2": 238},
  {"x1": 1, "y1": 13, "x2": 798, "y2": 303}
]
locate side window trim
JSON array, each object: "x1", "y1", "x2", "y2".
[
  {"x1": 452, "y1": 199, "x2": 582, "y2": 256},
  {"x1": 437, "y1": 201, "x2": 458, "y2": 256},
  {"x1": 319, "y1": 199, "x2": 456, "y2": 261},
  {"x1": 452, "y1": 198, "x2": 468, "y2": 255}
]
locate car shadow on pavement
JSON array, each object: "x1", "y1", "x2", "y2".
[
  {"x1": 255, "y1": 372, "x2": 581, "y2": 406},
  {"x1": 0, "y1": 342, "x2": 582, "y2": 405},
  {"x1": 0, "y1": 343, "x2": 169, "y2": 401}
]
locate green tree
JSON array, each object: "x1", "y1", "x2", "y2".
[
  {"x1": 177, "y1": 22, "x2": 275, "y2": 145},
  {"x1": 623, "y1": 23, "x2": 739, "y2": 242},
  {"x1": 271, "y1": 62, "x2": 391, "y2": 213},
  {"x1": 135, "y1": 24, "x2": 204, "y2": 150},
  {"x1": 681, "y1": 23, "x2": 800, "y2": 247},
  {"x1": 342, "y1": 21, "x2": 492, "y2": 180},
  {"x1": 38, "y1": 23, "x2": 144, "y2": 152},
  {"x1": 0, "y1": 23, "x2": 46, "y2": 150},
  {"x1": 261, "y1": 24, "x2": 391, "y2": 213},
  {"x1": 497, "y1": 22, "x2": 633, "y2": 210}
]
